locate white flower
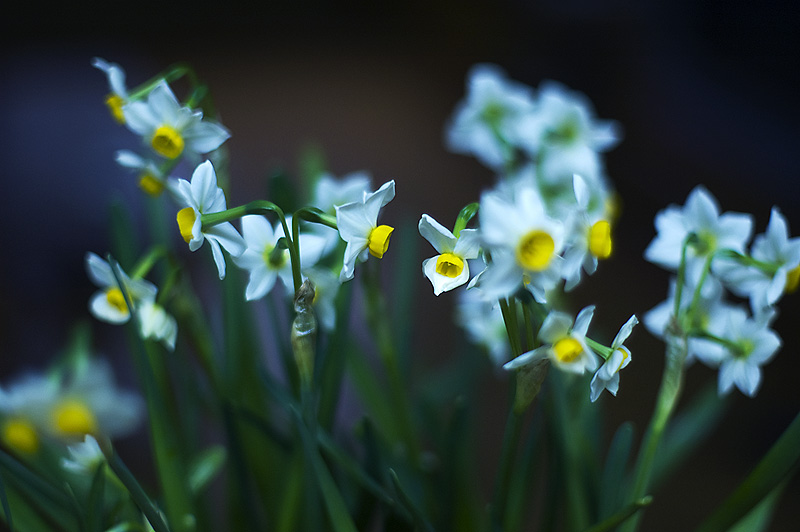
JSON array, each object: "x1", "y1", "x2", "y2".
[
  {"x1": 137, "y1": 300, "x2": 178, "y2": 351},
  {"x1": 92, "y1": 57, "x2": 129, "y2": 124},
  {"x1": 115, "y1": 150, "x2": 174, "y2": 197},
  {"x1": 419, "y1": 214, "x2": 481, "y2": 295},
  {"x1": 504, "y1": 306, "x2": 599, "y2": 374},
  {"x1": 644, "y1": 186, "x2": 753, "y2": 282},
  {"x1": 122, "y1": 81, "x2": 230, "y2": 160},
  {"x1": 85, "y1": 252, "x2": 158, "y2": 324},
  {"x1": 515, "y1": 81, "x2": 620, "y2": 186},
  {"x1": 561, "y1": 174, "x2": 614, "y2": 291},
  {"x1": 475, "y1": 181, "x2": 567, "y2": 302},
  {"x1": 234, "y1": 215, "x2": 327, "y2": 300},
  {"x1": 456, "y1": 288, "x2": 511, "y2": 366},
  {"x1": 174, "y1": 160, "x2": 246, "y2": 279},
  {"x1": 335, "y1": 180, "x2": 396, "y2": 282},
  {"x1": 313, "y1": 171, "x2": 372, "y2": 215},
  {"x1": 712, "y1": 308, "x2": 780, "y2": 397},
  {"x1": 590, "y1": 314, "x2": 638, "y2": 402},
  {"x1": 445, "y1": 64, "x2": 536, "y2": 169},
  {"x1": 715, "y1": 207, "x2": 800, "y2": 314},
  {"x1": 61, "y1": 435, "x2": 105, "y2": 475}
]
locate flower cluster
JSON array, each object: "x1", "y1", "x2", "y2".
[
  {"x1": 644, "y1": 187, "x2": 795, "y2": 396},
  {"x1": 419, "y1": 65, "x2": 635, "y2": 402}
]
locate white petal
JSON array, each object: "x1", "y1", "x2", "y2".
[{"x1": 418, "y1": 214, "x2": 456, "y2": 253}]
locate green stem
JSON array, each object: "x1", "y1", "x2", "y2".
[
  {"x1": 622, "y1": 331, "x2": 688, "y2": 532},
  {"x1": 489, "y1": 403, "x2": 523, "y2": 532}
]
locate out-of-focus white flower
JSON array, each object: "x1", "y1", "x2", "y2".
[
  {"x1": 504, "y1": 306, "x2": 599, "y2": 374},
  {"x1": 456, "y1": 287, "x2": 511, "y2": 366},
  {"x1": 85, "y1": 252, "x2": 158, "y2": 325},
  {"x1": 419, "y1": 214, "x2": 481, "y2": 295},
  {"x1": 475, "y1": 182, "x2": 566, "y2": 302},
  {"x1": 137, "y1": 300, "x2": 178, "y2": 351},
  {"x1": 304, "y1": 267, "x2": 340, "y2": 331},
  {"x1": 92, "y1": 57, "x2": 129, "y2": 124},
  {"x1": 123, "y1": 81, "x2": 230, "y2": 160},
  {"x1": 115, "y1": 150, "x2": 173, "y2": 197},
  {"x1": 590, "y1": 314, "x2": 638, "y2": 402},
  {"x1": 61, "y1": 435, "x2": 105, "y2": 475},
  {"x1": 715, "y1": 207, "x2": 800, "y2": 314},
  {"x1": 312, "y1": 171, "x2": 373, "y2": 254},
  {"x1": 335, "y1": 180, "x2": 396, "y2": 282},
  {"x1": 174, "y1": 160, "x2": 246, "y2": 279},
  {"x1": 235, "y1": 215, "x2": 327, "y2": 300},
  {"x1": 445, "y1": 64, "x2": 535, "y2": 170},
  {"x1": 644, "y1": 186, "x2": 753, "y2": 282},
  {"x1": 0, "y1": 359, "x2": 144, "y2": 446}
]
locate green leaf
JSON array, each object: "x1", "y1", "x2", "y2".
[
  {"x1": 88, "y1": 462, "x2": 107, "y2": 532},
  {"x1": 188, "y1": 446, "x2": 226, "y2": 494},
  {"x1": 389, "y1": 469, "x2": 436, "y2": 532},
  {"x1": 695, "y1": 411, "x2": 800, "y2": 532},
  {"x1": 599, "y1": 422, "x2": 635, "y2": 519},
  {"x1": 727, "y1": 480, "x2": 785, "y2": 532}
]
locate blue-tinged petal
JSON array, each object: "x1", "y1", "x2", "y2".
[
  {"x1": 538, "y1": 311, "x2": 573, "y2": 343},
  {"x1": 147, "y1": 82, "x2": 181, "y2": 125},
  {"x1": 122, "y1": 100, "x2": 159, "y2": 135},
  {"x1": 573, "y1": 305, "x2": 595, "y2": 337},
  {"x1": 503, "y1": 347, "x2": 548, "y2": 371}
]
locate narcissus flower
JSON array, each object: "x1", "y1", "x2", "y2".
[
  {"x1": 234, "y1": 215, "x2": 327, "y2": 300},
  {"x1": 92, "y1": 57, "x2": 129, "y2": 124},
  {"x1": 85, "y1": 252, "x2": 157, "y2": 324},
  {"x1": 123, "y1": 81, "x2": 230, "y2": 160},
  {"x1": 115, "y1": 150, "x2": 172, "y2": 197},
  {"x1": 61, "y1": 435, "x2": 105, "y2": 475},
  {"x1": 590, "y1": 314, "x2": 638, "y2": 402},
  {"x1": 174, "y1": 160, "x2": 246, "y2": 279},
  {"x1": 419, "y1": 214, "x2": 481, "y2": 295},
  {"x1": 504, "y1": 306, "x2": 599, "y2": 374},
  {"x1": 335, "y1": 180, "x2": 396, "y2": 282},
  {"x1": 137, "y1": 300, "x2": 178, "y2": 351}
]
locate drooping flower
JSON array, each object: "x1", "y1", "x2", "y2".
[
  {"x1": 504, "y1": 306, "x2": 599, "y2": 374},
  {"x1": 445, "y1": 64, "x2": 536, "y2": 170},
  {"x1": 419, "y1": 214, "x2": 481, "y2": 295},
  {"x1": 123, "y1": 81, "x2": 230, "y2": 160},
  {"x1": 137, "y1": 300, "x2": 178, "y2": 351},
  {"x1": 92, "y1": 57, "x2": 129, "y2": 124},
  {"x1": 644, "y1": 186, "x2": 753, "y2": 282},
  {"x1": 174, "y1": 160, "x2": 246, "y2": 279},
  {"x1": 335, "y1": 180, "x2": 396, "y2": 282},
  {"x1": 85, "y1": 252, "x2": 158, "y2": 325},
  {"x1": 61, "y1": 435, "x2": 105, "y2": 475},
  {"x1": 234, "y1": 215, "x2": 327, "y2": 300},
  {"x1": 590, "y1": 314, "x2": 638, "y2": 402}
]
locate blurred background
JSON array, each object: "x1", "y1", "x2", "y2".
[{"x1": 2, "y1": 0, "x2": 799, "y2": 530}]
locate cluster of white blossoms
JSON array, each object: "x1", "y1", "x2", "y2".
[
  {"x1": 419, "y1": 64, "x2": 636, "y2": 402},
  {"x1": 0, "y1": 358, "x2": 143, "y2": 456},
  {"x1": 644, "y1": 186, "x2": 797, "y2": 397},
  {"x1": 93, "y1": 57, "x2": 230, "y2": 197}
]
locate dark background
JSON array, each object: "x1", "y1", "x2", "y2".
[{"x1": 2, "y1": 1, "x2": 799, "y2": 530}]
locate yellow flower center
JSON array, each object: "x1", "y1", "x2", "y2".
[
  {"x1": 52, "y1": 399, "x2": 97, "y2": 437},
  {"x1": 368, "y1": 225, "x2": 394, "y2": 259},
  {"x1": 151, "y1": 125, "x2": 185, "y2": 159},
  {"x1": 516, "y1": 230, "x2": 555, "y2": 271},
  {"x1": 435, "y1": 253, "x2": 464, "y2": 278},
  {"x1": 553, "y1": 337, "x2": 583, "y2": 364},
  {"x1": 589, "y1": 220, "x2": 613, "y2": 259},
  {"x1": 177, "y1": 207, "x2": 197, "y2": 243},
  {"x1": 104, "y1": 94, "x2": 126, "y2": 124},
  {"x1": 2, "y1": 419, "x2": 39, "y2": 454},
  {"x1": 105, "y1": 287, "x2": 128, "y2": 313},
  {"x1": 785, "y1": 264, "x2": 800, "y2": 294},
  {"x1": 139, "y1": 174, "x2": 165, "y2": 196}
]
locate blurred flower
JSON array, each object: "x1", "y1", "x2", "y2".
[
  {"x1": 419, "y1": 214, "x2": 480, "y2": 295},
  {"x1": 645, "y1": 186, "x2": 753, "y2": 282},
  {"x1": 92, "y1": 57, "x2": 129, "y2": 124},
  {"x1": 304, "y1": 267, "x2": 340, "y2": 331},
  {"x1": 137, "y1": 300, "x2": 178, "y2": 351},
  {"x1": 115, "y1": 150, "x2": 172, "y2": 197},
  {"x1": 446, "y1": 64, "x2": 535, "y2": 170},
  {"x1": 174, "y1": 160, "x2": 246, "y2": 279},
  {"x1": 123, "y1": 81, "x2": 230, "y2": 160},
  {"x1": 590, "y1": 314, "x2": 638, "y2": 402},
  {"x1": 504, "y1": 306, "x2": 599, "y2": 374},
  {"x1": 61, "y1": 435, "x2": 105, "y2": 475},
  {"x1": 455, "y1": 287, "x2": 511, "y2": 366},
  {"x1": 335, "y1": 180, "x2": 396, "y2": 282},
  {"x1": 85, "y1": 252, "x2": 157, "y2": 325}
]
